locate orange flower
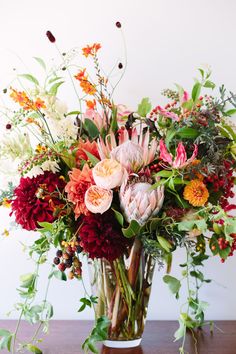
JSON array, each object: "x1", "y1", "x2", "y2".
[
  {"x1": 10, "y1": 88, "x2": 46, "y2": 111},
  {"x1": 65, "y1": 164, "x2": 94, "y2": 219},
  {"x1": 76, "y1": 140, "x2": 100, "y2": 164},
  {"x1": 80, "y1": 80, "x2": 96, "y2": 95},
  {"x1": 86, "y1": 99, "x2": 96, "y2": 110},
  {"x1": 183, "y1": 179, "x2": 209, "y2": 207},
  {"x1": 82, "y1": 43, "x2": 101, "y2": 58},
  {"x1": 75, "y1": 69, "x2": 86, "y2": 81}
]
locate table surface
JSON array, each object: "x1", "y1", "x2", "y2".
[{"x1": 0, "y1": 320, "x2": 236, "y2": 354}]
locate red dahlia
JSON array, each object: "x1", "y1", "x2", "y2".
[
  {"x1": 11, "y1": 171, "x2": 66, "y2": 231},
  {"x1": 79, "y1": 211, "x2": 129, "y2": 261}
]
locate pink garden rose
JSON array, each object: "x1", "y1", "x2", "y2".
[{"x1": 92, "y1": 159, "x2": 127, "y2": 189}]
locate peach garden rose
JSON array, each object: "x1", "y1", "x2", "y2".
[
  {"x1": 85, "y1": 185, "x2": 113, "y2": 214},
  {"x1": 92, "y1": 158, "x2": 127, "y2": 189}
]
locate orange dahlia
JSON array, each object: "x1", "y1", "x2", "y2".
[{"x1": 183, "y1": 179, "x2": 209, "y2": 207}]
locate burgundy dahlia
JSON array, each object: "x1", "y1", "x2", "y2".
[
  {"x1": 11, "y1": 171, "x2": 66, "y2": 231},
  {"x1": 79, "y1": 211, "x2": 128, "y2": 261}
]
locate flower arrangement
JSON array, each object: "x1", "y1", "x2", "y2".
[{"x1": 1, "y1": 24, "x2": 236, "y2": 353}]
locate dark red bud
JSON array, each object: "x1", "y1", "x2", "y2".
[
  {"x1": 116, "y1": 21, "x2": 121, "y2": 28},
  {"x1": 118, "y1": 62, "x2": 123, "y2": 69},
  {"x1": 6, "y1": 123, "x2": 12, "y2": 130},
  {"x1": 46, "y1": 30, "x2": 56, "y2": 43}
]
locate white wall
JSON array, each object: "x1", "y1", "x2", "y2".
[{"x1": 0, "y1": 0, "x2": 236, "y2": 321}]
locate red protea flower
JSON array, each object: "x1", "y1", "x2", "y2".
[
  {"x1": 11, "y1": 172, "x2": 66, "y2": 231},
  {"x1": 79, "y1": 211, "x2": 129, "y2": 261}
]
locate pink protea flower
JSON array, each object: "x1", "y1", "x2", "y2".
[
  {"x1": 119, "y1": 182, "x2": 164, "y2": 225},
  {"x1": 97, "y1": 127, "x2": 158, "y2": 172},
  {"x1": 159, "y1": 139, "x2": 198, "y2": 169},
  {"x1": 156, "y1": 106, "x2": 179, "y2": 121}
]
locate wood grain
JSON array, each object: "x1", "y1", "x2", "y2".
[{"x1": 0, "y1": 320, "x2": 236, "y2": 354}]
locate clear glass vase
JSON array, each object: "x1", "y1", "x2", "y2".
[{"x1": 88, "y1": 238, "x2": 155, "y2": 348}]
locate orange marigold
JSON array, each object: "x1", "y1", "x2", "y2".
[
  {"x1": 82, "y1": 43, "x2": 101, "y2": 58},
  {"x1": 183, "y1": 179, "x2": 209, "y2": 207}
]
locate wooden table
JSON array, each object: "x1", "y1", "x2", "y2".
[{"x1": 0, "y1": 320, "x2": 236, "y2": 354}]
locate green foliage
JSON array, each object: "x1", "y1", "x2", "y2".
[
  {"x1": 157, "y1": 236, "x2": 172, "y2": 252},
  {"x1": 33, "y1": 57, "x2": 46, "y2": 71},
  {"x1": 83, "y1": 118, "x2": 100, "y2": 139},
  {"x1": 163, "y1": 275, "x2": 181, "y2": 299},
  {"x1": 19, "y1": 74, "x2": 39, "y2": 86},
  {"x1": 137, "y1": 97, "x2": 152, "y2": 117},
  {"x1": 122, "y1": 219, "x2": 140, "y2": 238},
  {"x1": 49, "y1": 81, "x2": 64, "y2": 95},
  {"x1": 78, "y1": 296, "x2": 98, "y2": 312},
  {"x1": 112, "y1": 208, "x2": 124, "y2": 226},
  {"x1": 191, "y1": 82, "x2": 201, "y2": 102},
  {"x1": 26, "y1": 344, "x2": 42, "y2": 353},
  {"x1": 176, "y1": 127, "x2": 199, "y2": 139},
  {"x1": 0, "y1": 329, "x2": 13, "y2": 351},
  {"x1": 82, "y1": 316, "x2": 110, "y2": 353}
]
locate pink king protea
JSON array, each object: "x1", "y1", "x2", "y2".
[{"x1": 119, "y1": 182, "x2": 164, "y2": 225}]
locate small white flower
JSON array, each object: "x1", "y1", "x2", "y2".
[
  {"x1": 41, "y1": 160, "x2": 60, "y2": 173},
  {"x1": 0, "y1": 131, "x2": 32, "y2": 160},
  {"x1": 25, "y1": 166, "x2": 44, "y2": 179}
]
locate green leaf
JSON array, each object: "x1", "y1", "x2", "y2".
[
  {"x1": 53, "y1": 270, "x2": 67, "y2": 281},
  {"x1": 182, "y1": 99, "x2": 194, "y2": 110},
  {"x1": 137, "y1": 97, "x2": 152, "y2": 117},
  {"x1": 0, "y1": 334, "x2": 12, "y2": 351},
  {"x1": 112, "y1": 208, "x2": 124, "y2": 226},
  {"x1": 19, "y1": 74, "x2": 39, "y2": 86},
  {"x1": 122, "y1": 220, "x2": 140, "y2": 238},
  {"x1": 110, "y1": 106, "x2": 118, "y2": 132},
  {"x1": 37, "y1": 221, "x2": 53, "y2": 232},
  {"x1": 83, "y1": 118, "x2": 100, "y2": 139},
  {"x1": 78, "y1": 298, "x2": 92, "y2": 312},
  {"x1": 165, "y1": 129, "x2": 177, "y2": 148},
  {"x1": 163, "y1": 275, "x2": 181, "y2": 297},
  {"x1": 198, "y1": 68, "x2": 205, "y2": 79},
  {"x1": 157, "y1": 236, "x2": 172, "y2": 252},
  {"x1": 176, "y1": 127, "x2": 199, "y2": 139},
  {"x1": 83, "y1": 150, "x2": 100, "y2": 166},
  {"x1": 33, "y1": 57, "x2": 46, "y2": 71},
  {"x1": 191, "y1": 82, "x2": 201, "y2": 102},
  {"x1": 66, "y1": 110, "x2": 81, "y2": 116},
  {"x1": 48, "y1": 76, "x2": 63, "y2": 84},
  {"x1": 49, "y1": 81, "x2": 64, "y2": 95},
  {"x1": 20, "y1": 273, "x2": 35, "y2": 288},
  {"x1": 203, "y1": 80, "x2": 215, "y2": 89},
  {"x1": 26, "y1": 344, "x2": 42, "y2": 354},
  {"x1": 225, "y1": 109, "x2": 236, "y2": 117},
  {"x1": 0, "y1": 329, "x2": 11, "y2": 337},
  {"x1": 155, "y1": 170, "x2": 173, "y2": 178},
  {"x1": 174, "y1": 319, "x2": 185, "y2": 341}
]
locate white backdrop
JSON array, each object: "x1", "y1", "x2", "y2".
[{"x1": 0, "y1": 0, "x2": 236, "y2": 321}]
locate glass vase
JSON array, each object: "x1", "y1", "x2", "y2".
[{"x1": 88, "y1": 238, "x2": 155, "y2": 348}]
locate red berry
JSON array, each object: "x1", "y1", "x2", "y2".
[{"x1": 58, "y1": 263, "x2": 66, "y2": 272}]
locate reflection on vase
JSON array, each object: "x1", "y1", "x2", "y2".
[{"x1": 88, "y1": 238, "x2": 155, "y2": 346}]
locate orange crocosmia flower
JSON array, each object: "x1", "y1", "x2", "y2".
[
  {"x1": 86, "y1": 99, "x2": 96, "y2": 110},
  {"x1": 34, "y1": 98, "x2": 46, "y2": 110},
  {"x1": 80, "y1": 80, "x2": 96, "y2": 95},
  {"x1": 82, "y1": 43, "x2": 101, "y2": 58},
  {"x1": 65, "y1": 164, "x2": 94, "y2": 219},
  {"x1": 76, "y1": 140, "x2": 100, "y2": 164},
  {"x1": 10, "y1": 89, "x2": 31, "y2": 108},
  {"x1": 183, "y1": 179, "x2": 209, "y2": 207},
  {"x1": 74, "y1": 69, "x2": 86, "y2": 81}
]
